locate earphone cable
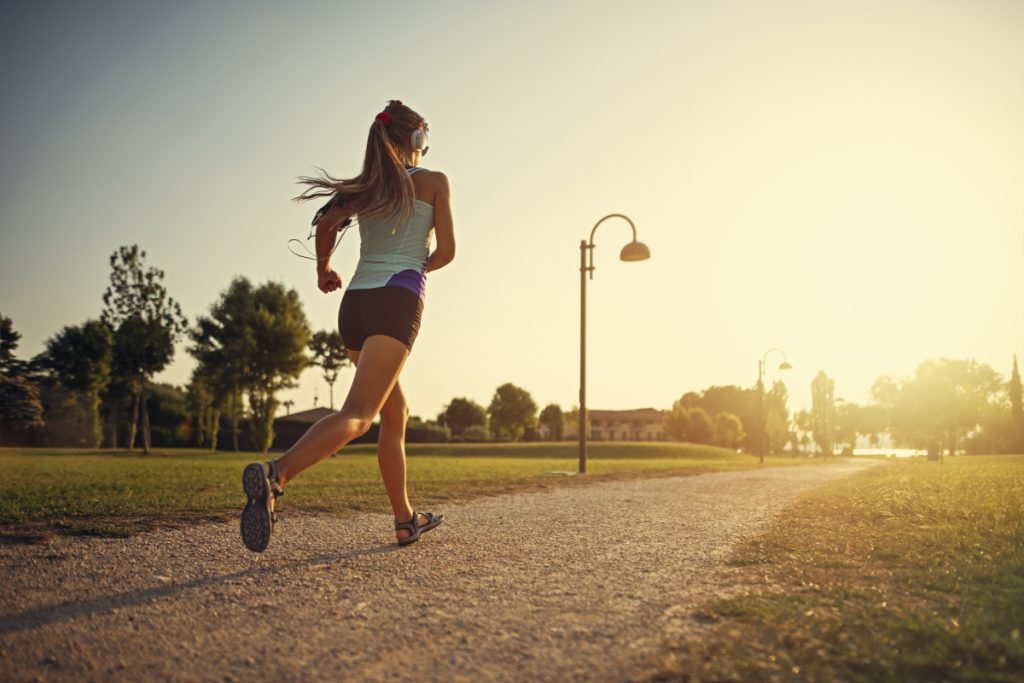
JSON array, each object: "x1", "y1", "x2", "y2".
[{"x1": 287, "y1": 221, "x2": 353, "y2": 261}]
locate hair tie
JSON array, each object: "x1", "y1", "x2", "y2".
[{"x1": 375, "y1": 111, "x2": 391, "y2": 126}]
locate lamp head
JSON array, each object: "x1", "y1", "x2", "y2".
[
  {"x1": 779, "y1": 361, "x2": 793, "y2": 370},
  {"x1": 620, "y1": 240, "x2": 650, "y2": 262}
]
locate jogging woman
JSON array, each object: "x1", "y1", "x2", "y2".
[{"x1": 240, "y1": 100, "x2": 455, "y2": 552}]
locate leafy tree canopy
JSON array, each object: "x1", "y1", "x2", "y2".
[
  {"x1": 439, "y1": 397, "x2": 488, "y2": 437},
  {"x1": 488, "y1": 383, "x2": 537, "y2": 441}
]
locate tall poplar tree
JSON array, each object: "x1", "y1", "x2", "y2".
[
  {"x1": 811, "y1": 371, "x2": 835, "y2": 459},
  {"x1": 101, "y1": 246, "x2": 187, "y2": 453}
]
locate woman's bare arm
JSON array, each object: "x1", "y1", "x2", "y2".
[
  {"x1": 315, "y1": 206, "x2": 350, "y2": 292},
  {"x1": 425, "y1": 173, "x2": 455, "y2": 273}
]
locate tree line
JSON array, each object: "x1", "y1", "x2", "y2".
[
  {"x1": 655, "y1": 359, "x2": 1024, "y2": 458},
  {"x1": 3, "y1": 245, "x2": 1022, "y2": 455},
  {"x1": 0, "y1": 245, "x2": 572, "y2": 451},
  {"x1": 0, "y1": 246, "x2": 346, "y2": 452},
  {"x1": 436, "y1": 383, "x2": 565, "y2": 442}
]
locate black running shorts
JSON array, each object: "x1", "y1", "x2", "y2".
[{"x1": 338, "y1": 286, "x2": 424, "y2": 352}]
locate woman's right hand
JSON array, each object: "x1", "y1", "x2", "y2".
[{"x1": 318, "y1": 267, "x2": 342, "y2": 293}]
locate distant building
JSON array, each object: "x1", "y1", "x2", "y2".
[{"x1": 585, "y1": 408, "x2": 666, "y2": 442}]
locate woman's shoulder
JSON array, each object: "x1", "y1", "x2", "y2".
[
  {"x1": 414, "y1": 167, "x2": 448, "y2": 183},
  {"x1": 410, "y1": 168, "x2": 450, "y2": 205},
  {"x1": 419, "y1": 168, "x2": 450, "y2": 194}
]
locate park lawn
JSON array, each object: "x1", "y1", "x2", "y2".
[
  {"x1": 0, "y1": 442, "x2": 813, "y2": 536},
  {"x1": 647, "y1": 454, "x2": 1024, "y2": 683}
]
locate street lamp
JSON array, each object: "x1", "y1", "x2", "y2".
[
  {"x1": 579, "y1": 214, "x2": 650, "y2": 475},
  {"x1": 757, "y1": 348, "x2": 792, "y2": 464}
]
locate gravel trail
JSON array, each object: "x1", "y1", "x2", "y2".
[{"x1": 0, "y1": 460, "x2": 880, "y2": 682}]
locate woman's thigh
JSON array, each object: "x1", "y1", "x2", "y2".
[
  {"x1": 339, "y1": 334, "x2": 409, "y2": 418},
  {"x1": 344, "y1": 345, "x2": 406, "y2": 423}
]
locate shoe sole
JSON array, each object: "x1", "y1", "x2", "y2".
[{"x1": 240, "y1": 463, "x2": 272, "y2": 553}]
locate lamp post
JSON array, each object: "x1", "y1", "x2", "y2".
[
  {"x1": 757, "y1": 348, "x2": 792, "y2": 464},
  {"x1": 579, "y1": 214, "x2": 650, "y2": 475}
]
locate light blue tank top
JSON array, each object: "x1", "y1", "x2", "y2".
[{"x1": 347, "y1": 167, "x2": 434, "y2": 299}]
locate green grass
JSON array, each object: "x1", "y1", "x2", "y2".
[
  {"x1": 0, "y1": 442, "x2": 812, "y2": 532},
  {"x1": 648, "y1": 454, "x2": 1024, "y2": 683}
]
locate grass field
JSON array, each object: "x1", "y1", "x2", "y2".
[
  {"x1": 648, "y1": 454, "x2": 1024, "y2": 683},
  {"x1": 0, "y1": 442, "x2": 814, "y2": 536}
]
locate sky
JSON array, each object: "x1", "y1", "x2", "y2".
[{"x1": 1, "y1": 0, "x2": 1022, "y2": 421}]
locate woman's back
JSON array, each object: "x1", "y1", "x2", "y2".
[{"x1": 349, "y1": 167, "x2": 436, "y2": 298}]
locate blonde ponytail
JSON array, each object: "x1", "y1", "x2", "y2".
[{"x1": 294, "y1": 100, "x2": 425, "y2": 226}]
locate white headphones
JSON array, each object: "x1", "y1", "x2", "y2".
[{"x1": 410, "y1": 123, "x2": 429, "y2": 156}]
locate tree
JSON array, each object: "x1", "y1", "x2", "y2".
[
  {"x1": 0, "y1": 314, "x2": 43, "y2": 442},
  {"x1": 664, "y1": 397, "x2": 715, "y2": 444},
  {"x1": 872, "y1": 358, "x2": 1005, "y2": 459},
  {"x1": 186, "y1": 364, "x2": 222, "y2": 449},
  {"x1": 539, "y1": 403, "x2": 564, "y2": 441},
  {"x1": 793, "y1": 409, "x2": 813, "y2": 455},
  {"x1": 664, "y1": 405, "x2": 687, "y2": 441},
  {"x1": 191, "y1": 278, "x2": 310, "y2": 453},
  {"x1": 674, "y1": 385, "x2": 760, "y2": 452},
  {"x1": 856, "y1": 403, "x2": 887, "y2": 449},
  {"x1": 438, "y1": 397, "x2": 487, "y2": 437},
  {"x1": 245, "y1": 282, "x2": 311, "y2": 452},
  {"x1": 0, "y1": 375, "x2": 44, "y2": 440},
  {"x1": 191, "y1": 278, "x2": 256, "y2": 452},
  {"x1": 811, "y1": 371, "x2": 835, "y2": 459},
  {"x1": 309, "y1": 330, "x2": 350, "y2": 410},
  {"x1": 1, "y1": 314, "x2": 24, "y2": 375},
  {"x1": 101, "y1": 246, "x2": 187, "y2": 453},
  {"x1": 37, "y1": 320, "x2": 113, "y2": 448},
  {"x1": 764, "y1": 380, "x2": 790, "y2": 455},
  {"x1": 487, "y1": 383, "x2": 537, "y2": 441},
  {"x1": 833, "y1": 401, "x2": 860, "y2": 454},
  {"x1": 462, "y1": 425, "x2": 490, "y2": 441},
  {"x1": 685, "y1": 407, "x2": 715, "y2": 444},
  {"x1": 145, "y1": 382, "x2": 190, "y2": 447},
  {"x1": 713, "y1": 412, "x2": 745, "y2": 448},
  {"x1": 563, "y1": 405, "x2": 583, "y2": 437}
]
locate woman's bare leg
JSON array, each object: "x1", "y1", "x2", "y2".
[
  {"x1": 346, "y1": 349, "x2": 425, "y2": 542},
  {"x1": 272, "y1": 335, "x2": 409, "y2": 487},
  {"x1": 378, "y1": 380, "x2": 432, "y2": 540}
]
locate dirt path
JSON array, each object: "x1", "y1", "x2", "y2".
[{"x1": 0, "y1": 460, "x2": 881, "y2": 682}]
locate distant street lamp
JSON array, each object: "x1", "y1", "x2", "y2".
[
  {"x1": 579, "y1": 214, "x2": 650, "y2": 475},
  {"x1": 758, "y1": 348, "x2": 793, "y2": 464}
]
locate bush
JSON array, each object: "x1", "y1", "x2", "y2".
[
  {"x1": 456, "y1": 425, "x2": 491, "y2": 442},
  {"x1": 407, "y1": 420, "x2": 449, "y2": 443}
]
